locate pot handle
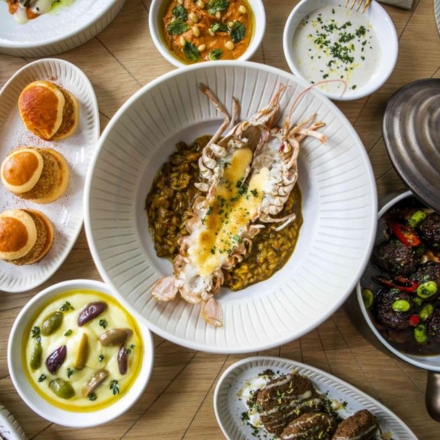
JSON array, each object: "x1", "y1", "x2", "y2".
[{"x1": 426, "y1": 371, "x2": 440, "y2": 422}]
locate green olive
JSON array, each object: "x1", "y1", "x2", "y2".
[
  {"x1": 392, "y1": 299, "x2": 410, "y2": 312},
  {"x1": 99, "y1": 328, "x2": 133, "y2": 347},
  {"x1": 30, "y1": 339, "x2": 42, "y2": 370},
  {"x1": 419, "y1": 304, "x2": 435, "y2": 321},
  {"x1": 82, "y1": 369, "x2": 109, "y2": 397},
  {"x1": 414, "y1": 324, "x2": 428, "y2": 344},
  {"x1": 49, "y1": 378, "x2": 75, "y2": 399},
  {"x1": 41, "y1": 311, "x2": 63, "y2": 336},
  {"x1": 408, "y1": 210, "x2": 427, "y2": 228},
  {"x1": 416, "y1": 281, "x2": 438, "y2": 299},
  {"x1": 362, "y1": 288, "x2": 374, "y2": 309},
  {"x1": 73, "y1": 333, "x2": 89, "y2": 370}
]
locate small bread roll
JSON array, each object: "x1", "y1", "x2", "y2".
[
  {"x1": 0, "y1": 209, "x2": 54, "y2": 265},
  {"x1": 18, "y1": 80, "x2": 79, "y2": 141},
  {"x1": 1, "y1": 147, "x2": 70, "y2": 203}
]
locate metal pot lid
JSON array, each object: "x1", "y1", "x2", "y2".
[{"x1": 383, "y1": 78, "x2": 440, "y2": 213}]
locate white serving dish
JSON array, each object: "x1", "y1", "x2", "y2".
[
  {"x1": 0, "y1": 58, "x2": 99, "y2": 293},
  {"x1": 283, "y1": 0, "x2": 398, "y2": 101},
  {"x1": 214, "y1": 356, "x2": 417, "y2": 440},
  {"x1": 84, "y1": 61, "x2": 377, "y2": 354},
  {"x1": 0, "y1": 404, "x2": 27, "y2": 440},
  {"x1": 0, "y1": 0, "x2": 126, "y2": 57},
  {"x1": 149, "y1": 0, "x2": 266, "y2": 68},
  {"x1": 8, "y1": 279, "x2": 154, "y2": 428}
]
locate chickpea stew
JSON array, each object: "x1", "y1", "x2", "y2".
[{"x1": 161, "y1": 0, "x2": 254, "y2": 64}]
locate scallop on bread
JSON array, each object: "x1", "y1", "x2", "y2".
[
  {"x1": 18, "y1": 80, "x2": 79, "y2": 141},
  {"x1": 0, "y1": 209, "x2": 54, "y2": 266},
  {"x1": 1, "y1": 147, "x2": 69, "y2": 203}
]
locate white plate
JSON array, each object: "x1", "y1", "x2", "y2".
[
  {"x1": 0, "y1": 58, "x2": 99, "y2": 293},
  {"x1": 0, "y1": 0, "x2": 126, "y2": 57},
  {"x1": 214, "y1": 356, "x2": 417, "y2": 440},
  {"x1": 84, "y1": 61, "x2": 377, "y2": 354},
  {"x1": 0, "y1": 404, "x2": 27, "y2": 440}
]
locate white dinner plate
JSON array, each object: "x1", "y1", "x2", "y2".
[
  {"x1": 0, "y1": 58, "x2": 99, "y2": 293},
  {"x1": 214, "y1": 356, "x2": 417, "y2": 440},
  {"x1": 0, "y1": 0, "x2": 126, "y2": 57},
  {"x1": 85, "y1": 61, "x2": 377, "y2": 354},
  {"x1": 0, "y1": 404, "x2": 26, "y2": 440}
]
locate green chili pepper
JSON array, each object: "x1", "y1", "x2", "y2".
[
  {"x1": 392, "y1": 299, "x2": 411, "y2": 312},
  {"x1": 414, "y1": 324, "x2": 428, "y2": 344},
  {"x1": 408, "y1": 210, "x2": 427, "y2": 228},
  {"x1": 417, "y1": 281, "x2": 437, "y2": 299},
  {"x1": 362, "y1": 288, "x2": 374, "y2": 309}
]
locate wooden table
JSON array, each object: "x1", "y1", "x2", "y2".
[{"x1": 0, "y1": 0, "x2": 439, "y2": 438}]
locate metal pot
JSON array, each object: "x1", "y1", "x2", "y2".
[{"x1": 355, "y1": 190, "x2": 440, "y2": 422}]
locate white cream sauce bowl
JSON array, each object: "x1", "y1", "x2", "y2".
[{"x1": 283, "y1": 0, "x2": 398, "y2": 101}]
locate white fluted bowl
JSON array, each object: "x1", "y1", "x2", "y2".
[{"x1": 84, "y1": 61, "x2": 377, "y2": 354}]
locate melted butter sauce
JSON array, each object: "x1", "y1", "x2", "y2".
[
  {"x1": 188, "y1": 147, "x2": 269, "y2": 277},
  {"x1": 23, "y1": 290, "x2": 143, "y2": 412},
  {"x1": 292, "y1": 4, "x2": 381, "y2": 95}
]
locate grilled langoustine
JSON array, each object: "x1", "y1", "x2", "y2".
[{"x1": 151, "y1": 84, "x2": 326, "y2": 327}]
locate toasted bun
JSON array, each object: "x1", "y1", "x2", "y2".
[
  {"x1": 1, "y1": 148, "x2": 44, "y2": 193},
  {"x1": 18, "y1": 81, "x2": 79, "y2": 141},
  {"x1": 1, "y1": 147, "x2": 70, "y2": 204},
  {"x1": 25, "y1": 209, "x2": 54, "y2": 263},
  {"x1": 52, "y1": 88, "x2": 79, "y2": 140},
  {"x1": 0, "y1": 209, "x2": 37, "y2": 261},
  {"x1": 0, "y1": 209, "x2": 54, "y2": 265}
]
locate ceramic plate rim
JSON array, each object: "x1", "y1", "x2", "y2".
[
  {"x1": 214, "y1": 355, "x2": 417, "y2": 440},
  {"x1": 0, "y1": 0, "x2": 125, "y2": 50},
  {"x1": 0, "y1": 58, "x2": 100, "y2": 293},
  {"x1": 84, "y1": 60, "x2": 377, "y2": 354},
  {"x1": 0, "y1": 404, "x2": 27, "y2": 440}
]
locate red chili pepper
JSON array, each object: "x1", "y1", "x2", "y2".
[
  {"x1": 389, "y1": 222, "x2": 421, "y2": 247},
  {"x1": 373, "y1": 275, "x2": 419, "y2": 293},
  {"x1": 409, "y1": 315, "x2": 420, "y2": 327}
]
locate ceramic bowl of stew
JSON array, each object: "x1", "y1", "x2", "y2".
[
  {"x1": 8, "y1": 279, "x2": 154, "y2": 427},
  {"x1": 149, "y1": 0, "x2": 265, "y2": 67},
  {"x1": 356, "y1": 191, "x2": 440, "y2": 421}
]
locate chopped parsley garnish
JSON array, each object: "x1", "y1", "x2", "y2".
[
  {"x1": 99, "y1": 354, "x2": 105, "y2": 362},
  {"x1": 31, "y1": 326, "x2": 40, "y2": 338},
  {"x1": 110, "y1": 380, "x2": 120, "y2": 395},
  {"x1": 89, "y1": 392, "x2": 97, "y2": 401},
  {"x1": 64, "y1": 329, "x2": 73, "y2": 337},
  {"x1": 126, "y1": 344, "x2": 135, "y2": 355},
  {"x1": 207, "y1": 0, "x2": 229, "y2": 15},
  {"x1": 38, "y1": 374, "x2": 46, "y2": 382},
  {"x1": 172, "y1": 5, "x2": 187, "y2": 21},
  {"x1": 99, "y1": 319, "x2": 107, "y2": 329},
  {"x1": 183, "y1": 41, "x2": 200, "y2": 62},
  {"x1": 67, "y1": 368, "x2": 74, "y2": 378},
  {"x1": 60, "y1": 301, "x2": 74, "y2": 312},
  {"x1": 230, "y1": 21, "x2": 246, "y2": 43},
  {"x1": 208, "y1": 48, "x2": 224, "y2": 61},
  {"x1": 211, "y1": 21, "x2": 228, "y2": 33},
  {"x1": 167, "y1": 20, "x2": 189, "y2": 35}
]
